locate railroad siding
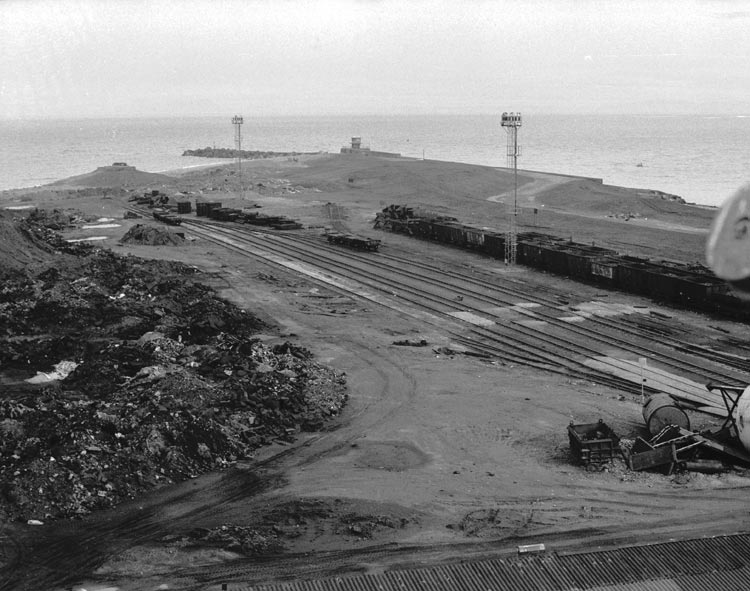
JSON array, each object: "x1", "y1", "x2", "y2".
[{"x1": 375, "y1": 206, "x2": 750, "y2": 319}]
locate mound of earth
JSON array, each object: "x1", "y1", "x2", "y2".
[
  {"x1": 0, "y1": 209, "x2": 92, "y2": 272},
  {"x1": 49, "y1": 164, "x2": 176, "y2": 188},
  {"x1": 120, "y1": 223, "x2": 184, "y2": 246}
]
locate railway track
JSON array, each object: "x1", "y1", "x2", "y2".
[
  {"x1": 314, "y1": 233, "x2": 750, "y2": 378},
  {"x1": 173, "y1": 217, "x2": 749, "y2": 411}
]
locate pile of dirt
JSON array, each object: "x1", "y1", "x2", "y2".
[
  {"x1": 120, "y1": 223, "x2": 184, "y2": 246},
  {"x1": 165, "y1": 499, "x2": 415, "y2": 557},
  {"x1": 0, "y1": 209, "x2": 93, "y2": 272},
  {"x1": 0, "y1": 213, "x2": 348, "y2": 521}
]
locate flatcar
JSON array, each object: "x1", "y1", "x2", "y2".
[
  {"x1": 326, "y1": 231, "x2": 381, "y2": 251},
  {"x1": 152, "y1": 208, "x2": 182, "y2": 226}
]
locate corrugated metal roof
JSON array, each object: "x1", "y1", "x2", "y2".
[
  {"x1": 676, "y1": 564, "x2": 750, "y2": 591},
  {"x1": 586, "y1": 582, "x2": 681, "y2": 591},
  {"x1": 248, "y1": 533, "x2": 750, "y2": 591}
]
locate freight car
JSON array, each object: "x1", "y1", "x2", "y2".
[
  {"x1": 326, "y1": 231, "x2": 381, "y2": 251},
  {"x1": 152, "y1": 208, "x2": 182, "y2": 225},
  {"x1": 198, "y1": 206, "x2": 303, "y2": 229},
  {"x1": 374, "y1": 204, "x2": 735, "y2": 315}
]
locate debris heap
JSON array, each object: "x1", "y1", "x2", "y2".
[
  {"x1": 0, "y1": 211, "x2": 347, "y2": 521},
  {"x1": 120, "y1": 223, "x2": 184, "y2": 245}
]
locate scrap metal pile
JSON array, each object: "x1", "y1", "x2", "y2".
[
  {"x1": 624, "y1": 425, "x2": 750, "y2": 474},
  {"x1": 569, "y1": 416, "x2": 750, "y2": 474},
  {"x1": 0, "y1": 211, "x2": 347, "y2": 521}
]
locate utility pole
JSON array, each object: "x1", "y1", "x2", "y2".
[
  {"x1": 232, "y1": 115, "x2": 244, "y2": 198},
  {"x1": 501, "y1": 112, "x2": 522, "y2": 265}
]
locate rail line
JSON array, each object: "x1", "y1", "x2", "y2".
[
  {"x1": 175, "y1": 219, "x2": 644, "y2": 393},
  {"x1": 267, "y1": 229, "x2": 750, "y2": 383},
  {"x1": 285, "y1": 231, "x2": 750, "y2": 377},
  {"x1": 181, "y1": 221, "x2": 739, "y2": 397},
  {"x1": 174, "y1": 218, "x2": 747, "y2": 410}
]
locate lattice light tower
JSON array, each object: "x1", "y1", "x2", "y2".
[
  {"x1": 232, "y1": 115, "x2": 244, "y2": 194},
  {"x1": 501, "y1": 112, "x2": 522, "y2": 265}
]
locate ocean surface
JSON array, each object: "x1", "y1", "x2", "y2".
[{"x1": 1, "y1": 114, "x2": 748, "y2": 207}]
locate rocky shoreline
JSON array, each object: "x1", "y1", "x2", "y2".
[{"x1": 182, "y1": 147, "x2": 317, "y2": 159}]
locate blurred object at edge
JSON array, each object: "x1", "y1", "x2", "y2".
[{"x1": 707, "y1": 184, "x2": 750, "y2": 297}]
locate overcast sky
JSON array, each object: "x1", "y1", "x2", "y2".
[{"x1": 2, "y1": 0, "x2": 750, "y2": 119}]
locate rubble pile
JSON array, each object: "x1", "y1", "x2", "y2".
[
  {"x1": 184, "y1": 525, "x2": 284, "y2": 556},
  {"x1": 0, "y1": 212, "x2": 348, "y2": 521},
  {"x1": 120, "y1": 223, "x2": 184, "y2": 246},
  {"x1": 173, "y1": 502, "x2": 413, "y2": 556},
  {"x1": 24, "y1": 208, "x2": 79, "y2": 231}
]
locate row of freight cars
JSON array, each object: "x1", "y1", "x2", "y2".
[
  {"x1": 374, "y1": 205, "x2": 747, "y2": 317},
  {"x1": 196, "y1": 201, "x2": 302, "y2": 230}
]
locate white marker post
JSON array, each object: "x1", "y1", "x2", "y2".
[{"x1": 639, "y1": 357, "x2": 648, "y2": 404}]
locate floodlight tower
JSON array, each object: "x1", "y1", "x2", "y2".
[
  {"x1": 232, "y1": 115, "x2": 244, "y2": 195},
  {"x1": 501, "y1": 112, "x2": 522, "y2": 265}
]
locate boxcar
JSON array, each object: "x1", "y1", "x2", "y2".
[
  {"x1": 483, "y1": 232, "x2": 506, "y2": 259},
  {"x1": 540, "y1": 245, "x2": 570, "y2": 275},
  {"x1": 617, "y1": 263, "x2": 651, "y2": 295},
  {"x1": 566, "y1": 249, "x2": 594, "y2": 280},
  {"x1": 464, "y1": 226, "x2": 486, "y2": 249},
  {"x1": 591, "y1": 257, "x2": 619, "y2": 283},
  {"x1": 518, "y1": 240, "x2": 545, "y2": 268},
  {"x1": 646, "y1": 270, "x2": 679, "y2": 301}
]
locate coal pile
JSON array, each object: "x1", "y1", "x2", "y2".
[
  {"x1": 120, "y1": 223, "x2": 184, "y2": 245},
  {"x1": 0, "y1": 212, "x2": 348, "y2": 521}
]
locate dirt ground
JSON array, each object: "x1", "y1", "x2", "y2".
[{"x1": 2, "y1": 154, "x2": 748, "y2": 591}]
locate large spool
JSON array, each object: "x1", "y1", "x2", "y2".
[
  {"x1": 733, "y1": 386, "x2": 750, "y2": 452},
  {"x1": 642, "y1": 393, "x2": 690, "y2": 435}
]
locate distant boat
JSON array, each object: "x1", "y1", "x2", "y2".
[{"x1": 636, "y1": 162, "x2": 644, "y2": 167}]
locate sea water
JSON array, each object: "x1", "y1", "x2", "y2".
[{"x1": 1, "y1": 114, "x2": 748, "y2": 206}]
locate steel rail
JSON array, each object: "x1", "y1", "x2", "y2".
[
  {"x1": 177, "y1": 220, "x2": 729, "y2": 408},
  {"x1": 280, "y1": 230, "x2": 750, "y2": 380}
]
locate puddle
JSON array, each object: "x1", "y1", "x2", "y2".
[
  {"x1": 26, "y1": 360, "x2": 78, "y2": 384},
  {"x1": 352, "y1": 441, "x2": 430, "y2": 471}
]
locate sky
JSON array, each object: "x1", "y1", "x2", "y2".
[{"x1": 2, "y1": 0, "x2": 750, "y2": 119}]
